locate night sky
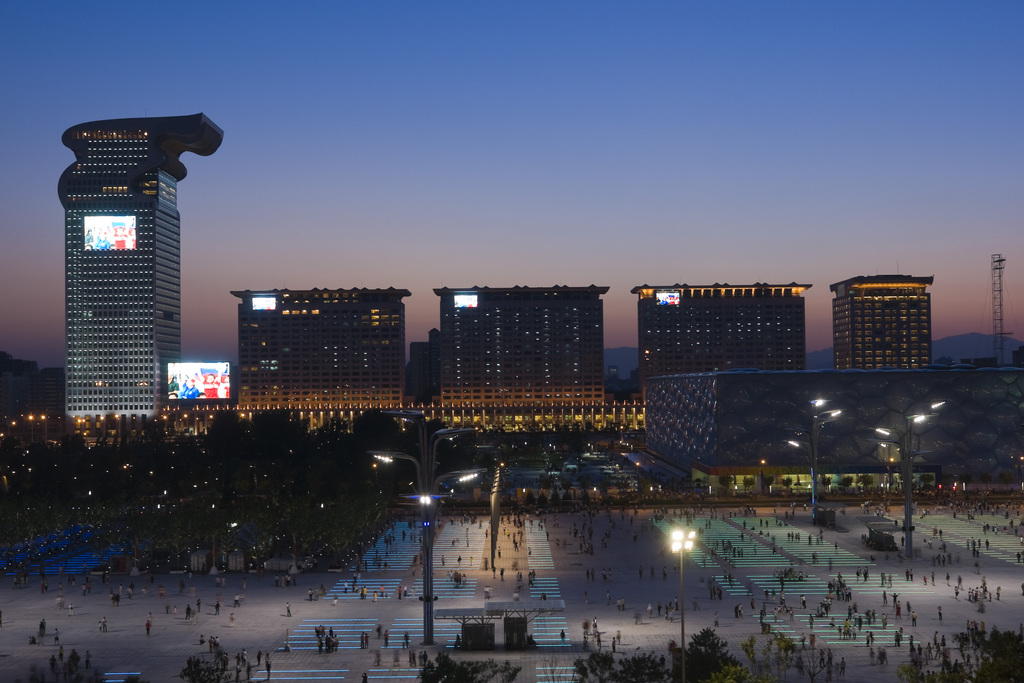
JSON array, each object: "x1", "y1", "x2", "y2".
[{"x1": 1, "y1": 2, "x2": 1022, "y2": 369}]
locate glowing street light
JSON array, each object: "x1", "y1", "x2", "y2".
[
  {"x1": 874, "y1": 402, "x2": 945, "y2": 559},
  {"x1": 786, "y1": 399, "x2": 841, "y2": 524},
  {"x1": 374, "y1": 410, "x2": 474, "y2": 645},
  {"x1": 671, "y1": 528, "x2": 696, "y2": 682}
]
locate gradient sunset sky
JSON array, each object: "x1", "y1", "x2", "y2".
[{"x1": 1, "y1": 1, "x2": 1022, "y2": 369}]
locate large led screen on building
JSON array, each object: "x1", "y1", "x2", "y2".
[
  {"x1": 84, "y1": 215, "x2": 136, "y2": 250},
  {"x1": 168, "y1": 362, "x2": 230, "y2": 400},
  {"x1": 656, "y1": 291, "x2": 680, "y2": 305},
  {"x1": 454, "y1": 294, "x2": 478, "y2": 308},
  {"x1": 251, "y1": 296, "x2": 277, "y2": 311}
]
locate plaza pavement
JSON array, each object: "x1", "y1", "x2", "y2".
[{"x1": 1, "y1": 500, "x2": 1022, "y2": 682}]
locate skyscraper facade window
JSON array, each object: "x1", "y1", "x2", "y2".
[
  {"x1": 830, "y1": 274, "x2": 933, "y2": 369},
  {"x1": 434, "y1": 286, "x2": 608, "y2": 407},
  {"x1": 632, "y1": 283, "x2": 810, "y2": 392},
  {"x1": 60, "y1": 114, "x2": 222, "y2": 423},
  {"x1": 232, "y1": 288, "x2": 410, "y2": 410}
]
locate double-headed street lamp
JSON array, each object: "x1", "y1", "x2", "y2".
[
  {"x1": 671, "y1": 528, "x2": 695, "y2": 682},
  {"x1": 787, "y1": 399, "x2": 841, "y2": 525},
  {"x1": 375, "y1": 410, "x2": 474, "y2": 645},
  {"x1": 874, "y1": 402, "x2": 944, "y2": 560}
]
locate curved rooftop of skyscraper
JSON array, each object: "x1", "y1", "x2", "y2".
[{"x1": 58, "y1": 113, "x2": 223, "y2": 204}]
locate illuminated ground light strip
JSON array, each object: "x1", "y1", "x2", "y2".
[
  {"x1": 734, "y1": 516, "x2": 867, "y2": 567},
  {"x1": 348, "y1": 534, "x2": 420, "y2": 572},
  {"x1": 289, "y1": 617, "x2": 379, "y2": 650},
  {"x1": 658, "y1": 517, "x2": 790, "y2": 568},
  {"x1": 525, "y1": 526, "x2": 554, "y2": 570},
  {"x1": 411, "y1": 576, "x2": 478, "y2": 599},
  {"x1": 260, "y1": 669, "x2": 349, "y2": 681},
  {"x1": 366, "y1": 668, "x2": 421, "y2": 680},
  {"x1": 533, "y1": 614, "x2": 571, "y2": 648},
  {"x1": 433, "y1": 524, "x2": 487, "y2": 570},
  {"x1": 537, "y1": 664, "x2": 577, "y2": 682},
  {"x1": 389, "y1": 616, "x2": 461, "y2": 646},
  {"x1": 326, "y1": 577, "x2": 402, "y2": 600},
  {"x1": 529, "y1": 576, "x2": 562, "y2": 599}
]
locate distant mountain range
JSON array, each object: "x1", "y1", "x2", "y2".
[
  {"x1": 806, "y1": 332, "x2": 1024, "y2": 369},
  {"x1": 607, "y1": 333, "x2": 1024, "y2": 375}
]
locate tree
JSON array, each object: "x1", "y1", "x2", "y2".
[
  {"x1": 742, "y1": 476, "x2": 756, "y2": 494},
  {"x1": 574, "y1": 652, "x2": 671, "y2": 683},
  {"x1": 180, "y1": 656, "x2": 231, "y2": 683},
  {"x1": 920, "y1": 473, "x2": 935, "y2": 489},
  {"x1": 840, "y1": 475, "x2": 854, "y2": 492},
  {"x1": 892, "y1": 626, "x2": 1024, "y2": 682},
  {"x1": 969, "y1": 626, "x2": 1024, "y2": 681},
  {"x1": 686, "y1": 627, "x2": 741, "y2": 682},
  {"x1": 821, "y1": 475, "x2": 832, "y2": 492},
  {"x1": 419, "y1": 652, "x2": 521, "y2": 683},
  {"x1": 781, "y1": 477, "x2": 793, "y2": 493},
  {"x1": 574, "y1": 651, "x2": 616, "y2": 682},
  {"x1": 613, "y1": 653, "x2": 672, "y2": 683},
  {"x1": 792, "y1": 645, "x2": 831, "y2": 682},
  {"x1": 718, "y1": 475, "x2": 734, "y2": 493},
  {"x1": 707, "y1": 663, "x2": 774, "y2": 683},
  {"x1": 855, "y1": 473, "x2": 874, "y2": 490}
]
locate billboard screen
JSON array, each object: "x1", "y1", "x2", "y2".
[
  {"x1": 168, "y1": 362, "x2": 231, "y2": 400},
  {"x1": 84, "y1": 215, "x2": 136, "y2": 251},
  {"x1": 252, "y1": 296, "x2": 277, "y2": 311},
  {"x1": 454, "y1": 294, "x2": 478, "y2": 308},
  {"x1": 656, "y1": 291, "x2": 680, "y2": 305}
]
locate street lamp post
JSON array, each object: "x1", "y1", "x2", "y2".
[
  {"x1": 671, "y1": 528, "x2": 695, "y2": 682},
  {"x1": 787, "y1": 400, "x2": 841, "y2": 525},
  {"x1": 875, "y1": 402, "x2": 944, "y2": 560},
  {"x1": 379, "y1": 410, "x2": 474, "y2": 645}
]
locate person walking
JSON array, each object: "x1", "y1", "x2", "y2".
[{"x1": 286, "y1": 602, "x2": 291, "y2": 617}]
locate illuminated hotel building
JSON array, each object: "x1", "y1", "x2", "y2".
[
  {"x1": 60, "y1": 114, "x2": 222, "y2": 425},
  {"x1": 434, "y1": 286, "x2": 608, "y2": 425},
  {"x1": 830, "y1": 275, "x2": 933, "y2": 369},
  {"x1": 633, "y1": 283, "x2": 810, "y2": 391},
  {"x1": 232, "y1": 288, "x2": 410, "y2": 410}
]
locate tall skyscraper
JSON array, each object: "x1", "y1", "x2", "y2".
[
  {"x1": 632, "y1": 283, "x2": 810, "y2": 391},
  {"x1": 830, "y1": 274, "x2": 933, "y2": 369},
  {"x1": 60, "y1": 114, "x2": 223, "y2": 423},
  {"x1": 232, "y1": 288, "x2": 410, "y2": 410},
  {"x1": 434, "y1": 286, "x2": 608, "y2": 407}
]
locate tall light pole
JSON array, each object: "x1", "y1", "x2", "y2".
[
  {"x1": 379, "y1": 410, "x2": 474, "y2": 645},
  {"x1": 671, "y1": 528, "x2": 695, "y2": 683},
  {"x1": 875, "y1": 402, "x2": 944, "y2": 560},
  {"x1": 787, "y1": 400, "x2": 841, "y2": 525}
]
